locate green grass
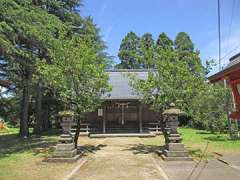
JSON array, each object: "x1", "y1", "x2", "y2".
[
  {"x1": 179, "y1": 128, "x2": 240, "y2": 158},
  {"x1": 0, "y1": 128, "x2": 59, "y2": 161},
  {"x1": 0, "y1": 127, "x2": 79, "y2": 180},
  {"x1": 0, "y1": 127, "x2": 19, "y2": 135}
]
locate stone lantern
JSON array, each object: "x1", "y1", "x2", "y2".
[
  {"x1": 47, "y1": 111, "x2": 80, "y2": 162},
  {"x1": 161, "y1": 103, "x2": 192, "y2": 161}
]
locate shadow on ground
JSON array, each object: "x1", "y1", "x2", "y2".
[
  {"x1": 123, "y1": 144, "x2": 164, "y2": 155},
  {"x1": 203, "y1": 135, "x2": 228, "y2": 142},
  {"x1": 77, "y1": 144, "x2": 107, "y2": 155},
  {"x1": 196, "y1": 131, "x2": 213, "y2": 135},
  {"x1": 0, "y1": 130, "x2": 60, "y2": 159}
]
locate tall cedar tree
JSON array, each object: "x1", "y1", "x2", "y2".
[
  {"x1": 117, "y1": 31, "x2": 141, "y2": 69},
  {"x1": 174, "y1": 32, "x2": 203, "y2": 75},
  {"x1": 156, "y1": 32, "x2": 173, "y2": 51},
  {"x1": 140, "y1": 33, "x2": 155, "y2": 68}
]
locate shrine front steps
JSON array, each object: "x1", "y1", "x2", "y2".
[{"x1": 89, "y1": 133, "x2": 156, "y2": 138}]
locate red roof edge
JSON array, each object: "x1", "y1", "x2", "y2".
[{"x1": 208, "y1": 62, "x2": 240, "y2": 82}]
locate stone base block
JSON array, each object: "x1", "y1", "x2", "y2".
[
  {"x1": 60, "y1": 134, "x2": 72, "y2": 138},
  {"x1": 167, "y1": 143, "x2": 185, "y2": 151},
  {"x1": 53, "y1": 149, "x2": 77, "y2": 158},
  {"x1": 45, "y1": 154, "x2": 81, "y2": 163},
  {"x1": 59, "y1": 138, "x2": 73, "y2": 143},
  {"x1": 163, "y1": 149, "x2": 189, "y2": 157},
  {"x1": 161, "y1": 154, "x2": 193, "y2": 161},
  {"x1": 55, "y1": 143, "x2": 75, "y2": 151},
  {"x1": 167, "y1": 136, "x2": 182, "y2": 142}
]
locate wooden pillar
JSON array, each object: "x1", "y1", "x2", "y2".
[
  {"x1": 103, "y1": 105, "x2": 106, "y2": 133},
  {"x1": 139, "y1": 104, "x2": 143, "y2": 133}
]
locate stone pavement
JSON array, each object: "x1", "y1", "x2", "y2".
[
  {"x1": 218, "y1": 153, "x2": 240, "y2": 170},
  {"x1": 70, "y1": 137, "x2": 168, "y2": 180},
  {"x1": 155, "y1": 155, "x2": 240, "y2": 180}
]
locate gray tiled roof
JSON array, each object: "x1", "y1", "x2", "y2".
[{"x1": 102, "y1": 69, "x2": 149, "y2": 100}]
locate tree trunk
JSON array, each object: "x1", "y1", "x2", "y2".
[
  {"x1": 19, "y1": 76, "x2": 30, "y2": 137},
  {"x1": 74, "y1": 117, "x2": 81, "y2": 149},
  {"x1": 34, "y1": 83, "x2": 43, "y2": 135},
  {"x1": 42, "y1": 111, "x2": 50, "y2": 131}
]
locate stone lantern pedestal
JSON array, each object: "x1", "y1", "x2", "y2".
[
  {"x1": 46, "y1": 115, "x2": 80, "y2": 162},
  {"x1": 161, "y1": 103, "x2": 192, "y2": 161}
]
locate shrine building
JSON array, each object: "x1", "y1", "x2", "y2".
[{"x1": 80, "y1": 69, "x2": 161, "y2": 135}]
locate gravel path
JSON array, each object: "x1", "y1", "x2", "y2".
[{"x1": 70, "y1": 137, "x2": 167, "y2": 180}]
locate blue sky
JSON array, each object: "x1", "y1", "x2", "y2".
[{"x1": 81, "y1": 0, "x2": 240, "y2": 74}]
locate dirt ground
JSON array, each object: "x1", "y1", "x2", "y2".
[{"x1": 70, "y1": 137, "x2": 168, "y2": 180}]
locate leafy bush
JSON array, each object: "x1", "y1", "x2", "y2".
[{"x1": 190, "y1": 83, "x2": 232, "y2": 133}]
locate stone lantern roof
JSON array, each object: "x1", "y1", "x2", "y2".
[{"x1": 162, "y1": 103, "x2": 185, "y2": 116}]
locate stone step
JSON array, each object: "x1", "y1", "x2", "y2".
[
  {"x1": 163, "y1": 150, "x2": 189, "y2": 157},
  {"x1": 161, "y1": 155, "x2": 193, "y2": 161},
  {"x1": 60, "y1": 134, "x2": 72, "y2": 138},
  {"x1": 167, "y1": 137, "x2": 182, "y2": 141},
  {"x1": 56, "y1": 143, "x2": 75, "y2": 151},
  {"x1": 90, "y1": 133, "x2": 156, "y2": 138},
  {"x1": 53, "y1": 149, "x2": 77, "y2": 158},
  {"x1": 167, "y1": 143, "x2": 185, "y2": 151}
]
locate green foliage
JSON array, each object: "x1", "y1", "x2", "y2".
[
  {"x1": 140, "y1": 33, "x2": 155, "y2": 68},
  {"x1": 131, "y1": 48, "x2": 204, "y2": 113},
  {"x1": 58, "y1": 110, "x2": 74, "y2": 117},
  {"x1": 190, "y1": 83, "x2": 231, "y2": 132},
  {"x1": 38, "y1": 36, "x2": 110, "y2": 114},
  {"x1": 174, "y1": 32, "x2": 194, "y2": 52},
  {"x1": 156, "y1": 32, "x2": 173, "y2": 51},
  {"x1": 0, "y1": 0, "x2": 111, "y2": 136},
  {"x1": 129, "y1": 32, "x2": 229, "y2": 133},
  {"x1": 117, "y1": 31, "x2": 141, "y2": 69},
  {"x1": 0, "y1": 96, "x2": 20, "y2": 125}
]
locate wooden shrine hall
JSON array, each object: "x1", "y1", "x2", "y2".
[{"x1": 79, "y1": 69, "x2": 161, "y2": 135}]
